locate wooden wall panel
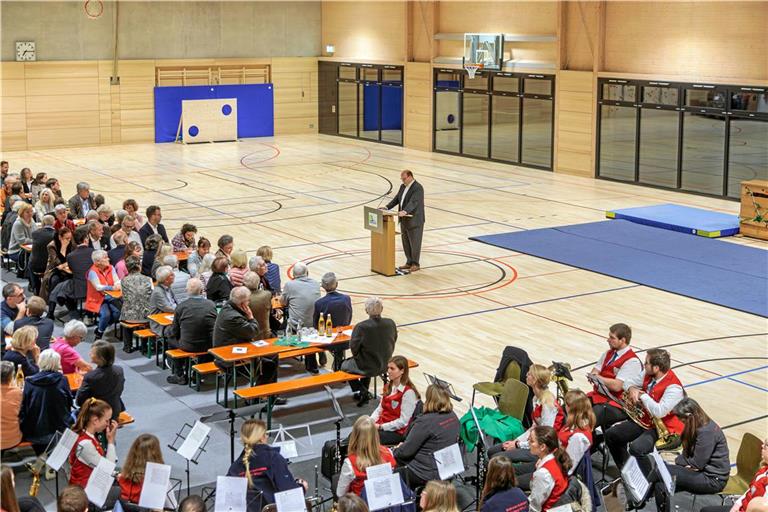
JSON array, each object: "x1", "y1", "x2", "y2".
[
  {"x1": 0, "y1": 62, "x2": 26, "y2": 151},
  {"x1": 322, "y1": 1, "x2": 406, "y2": 62},
  {"x1": 272, "y1": 57, "x2": 318, "y2": 135},
  {"x1": 404, "y1": 62, "x2": 432, "y2": 152},
  {"x1": 554, "y1": 70, "x2": 595, "y2": 177}
]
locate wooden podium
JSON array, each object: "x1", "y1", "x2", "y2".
[{"x1": 364, "y1": 206, "x2": 397, "y2": 276}]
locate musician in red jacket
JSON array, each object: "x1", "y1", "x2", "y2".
[{"x1": 604, "y1": 348, "x2": 684, "y2": 477}]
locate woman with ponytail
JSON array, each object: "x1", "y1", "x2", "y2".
[
  {"x1": 117, "y1": 434, "x2": 165, "y2": 504},
  {"x1": 528, "y1": 426, "x2": 571, "y2": 512},
  {"x1": 337, "y1": 415, "x2": 396, "y2": 497},
  {"x1": 370, "y1": 355, "x2": 421, "y2": 446},
  {"x1": 227, "y1": 419, "x2": 307, "y2": 512},
  {"x1": 479, "y1": 457, "x2": 529, "y2": 512}
]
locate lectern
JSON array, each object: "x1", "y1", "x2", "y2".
[{"x1": 364, "y1": 206, "x2": 397, "y2": 276}]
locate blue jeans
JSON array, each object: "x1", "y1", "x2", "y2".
[{"x1": 98, "y1": 295, "x2": 120, "y2": 332}]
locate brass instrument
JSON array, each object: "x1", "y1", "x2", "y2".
[{"x1": 27, "y1": 459, "x2": 45, "y2": 497}]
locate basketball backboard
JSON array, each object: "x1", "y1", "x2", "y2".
[{"x1": 463, "y1": 33, "x2": 504, "y2": 70}]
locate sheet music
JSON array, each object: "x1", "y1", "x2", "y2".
[
  {"x1": 214, "y1": 476, "x2": 248, "y2": 512},
  {"x1": 434, "y1": 443, "x2": 464, "y2": 480},
  {"x1": 548, "y1": 505, "x2": 574, "y2": 512},
  {"x1": 177, "y1": 421, "x2": 211, "y2": 460},
  {"x1": 274, "y1": 487, "x2": 305, "y2": 512},
  {"x1": 364, "y1": 474, "x2": 404, "y2": 511},
  {"x1": 366, "y1": 462, "x2": 393, "y2": 480},
  {"x1": 46, "y1": 428, "x2": 78, "y2": 471},
  {"x1": 273, "y1": 440, "x2": 298, "y2": 459},
  {"x1": 138, "y1": 462, "x2": 172, "y2": 509},
  {"x1": 84, "y1": 457, "x2": 116, "y2": 508},
  {"x1": 621, "y1": 456, "x2": 650, "y2": 503},
  {"x1": 651, "y1": 448, "x2": 675, "y2": 494}
]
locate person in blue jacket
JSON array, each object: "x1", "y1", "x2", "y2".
[
  {"x1": 227, "y1": 419, "x2": 307, "y2": 512},
  {"x1": 480, "y1": 456, "x2": 529, "y2": 512}
]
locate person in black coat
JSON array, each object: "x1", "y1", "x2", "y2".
[
  {"x1": 480, "y1": 457, "x2": 530, "y2": 512},
  {"x1": 340, "y1": 296, "x2": 397, "y2": 405},
  {"x1": 138, "y1": 205, "x2": 169, "y2": 245},
  {"x1": 19, "y1": 349, "x2": 74, "y2": 454},
  {"x1": 28, "y1": 216, "x2": 56, "y2": 294},
  {"x1": 13, "y1": 296, "x2": 54, "y2": 350},
  {"x1": 384, "y1": 170, "x2": 425, "y2": 271},
  {"x1": 312, "y1": 271, "x2": 353, "y2": 370},
  {"x1": 76, "y1": 341, "x2": 125, "y2": 421},
  {"x1": 142, "y1": 233, "x2": 163, "y2": 277},
  {"x1": 206, "y1": 256, "x2": 233, "y2": 304},
  {"x1": 65, "y1": 226, "x2": 94, "y2": 304}
]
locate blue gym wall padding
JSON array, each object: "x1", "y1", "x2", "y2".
[
  {"x1": 363, "y1": 84, "x2": 403, "y2": 132},
  {"x1": 154, "y1": 84, "x2": 274, "y2": 143}
]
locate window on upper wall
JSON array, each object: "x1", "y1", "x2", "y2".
[
  {"x1": 602, "y1": 83, "x2": 636, "y2": 103},
  {"x1": 339, "y1": 66, "x2": 356, "y2": 80},
  {"x1": 524, "y1": 78, "x2": 552, "y2": 96},
  {"x1": 731, "y1": 90, "x2": 768, "y2": 113},
  {"x1": 493, "y1": 74, "x2": 519, "y2": 94},
  {"x1": 435, "y1": 70, "x2": 462, "y2": 89},
  {"x1": 685, "y1": 88, "x2": 726, "y2": 109},
  {"x1": 642, "y1": 85, "x2": 679, "y2": 106}
]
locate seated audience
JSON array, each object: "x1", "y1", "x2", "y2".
[
  {"x1": 96, "y1": 204, "x2": 113, "y2": 228},
  {"x1": 108, "y1": 230, "x2": 127, "y2": 266},
  {"x1": 243, "y1": 271, "x2": 273, "y2": 340},
  {"x1": 57, "y1": 225, "x2": 94, "y2": 318},
  {"x1": 651, "y1": 398, "x2": 729, "y2": 512},
  {"x1": 340, "y1": 296, "x2": 397, "y2": 404},
  {"x1": 281, "y1": 262, "x2": 321, "y2": 372},
  {"x1": 85, "y1": 249, "x2": 121, "y2": 340},
  {"x1": 117, "y1": 434, "x2": 165, "y2": 504},
  {"x1": 480, "y1": 456, "x2": 530, "y2": 512},
  {"x1": 29, "y1": 214, "x2": 56, "y2": 293},
  {"x1": 0, "y1": 361, "x2": 23, "y2": 450},
  {"x1": 207, "y1": 256, "x2": 233, "y2": 304},
  {"x1": 197, "y1": 253, "x2": 217, "y2": 289},
  {"x1": 139, "y1": 205, "x2": 168, "y2": 244},
  {"x1": 115, "y1": 241, "x2": 142, "y2": 279},
  {"x1": 19, "y1": 168, "x2": 33, "y2": 200},
  {"x1": 41, "y1": 226, "x2": 73, "y2": 307},
  {"x1": 2, "y1": 283, "x2": 27, "y2": 334},
  {"x1": 76, "y1": 341, "x2": 125, "y2": 421},
  {"x1": 165, "y1": 254, "x2": 189, "y2": 302},
  {"x1": 34, "y1": 188, "x2": 56, "y2": 220},
  {"x1": 337, "y1": 415, "x2": 396, "y2": 497},
  {"x1": 527, "y1": 426, "x2": 571, "y2": 512},
  {"x1": 171, "y1": 223, "x2": 197, "y2": 252},
  {"x1": 30, "y1": 173, "x2": 49, "y2": 202},
  {"x1": 8, "y1": 202, "x2": 37, "y2": 263},
  {"x1": 119, "y1": 255, "x2": 153, "y2": 326},
  {"x1": 2, "y1": 326, "x2": 40, "y2": 377},
  {"x1": 52, "y1": 320, "x2": 92, "y2": 374},
  {"x1": 701, "y1": 437, "x2": 767, "y2": 512},
  {"x1": 151, "y1": 240, "x2": 172, "y2": 280},
  {"x1": 186, "y1": 237, "x2": 211, "y2": 277},
  {"x1": 489, "y1": 364, "x2": 565, "y2": 462},
  {"x1": 393, "y1": 384, "x2": 460, "y2": 490},
  {"x1": 166, "y1": 278, "x2": 217, "y2": 385},
  {"x1": 141, "y1": 234, "x2": 163, "y2": 276},
  {"x1": 371, "y1": 355, "x2": 421, "y2": 446},
  {"x1": 111, "y1": 214, "x2": 142, "y2": 248},
  {"x1": 257, "y1": 245, "x2": 281, "y2": 294},
  {"x1": 14, "y1": 296, "x2": 54, "y2": 350},
  {"x1": 228, "y1": 249, "x2": 249, "y2": 287},
  {"x1": 149, "y1": 265, "x2": 177, "y2": 336},
  {"x1": 227, "y1": 419, "x2": 306, "y2": 511},
  {"x1": 67, "y1": 182, "x2": 96, "y2": 219},
  {"x1": 2, "y1": 465, "x2": 46, "y2": 512},
  {"x1": 313, "y1": 271, "x2": 352, "y2": 369},
  {"x1": 20, "y1": 349, "x2": 74, "y2": 454},
  {"x1": 57, "y1": 485, "x2": 89, "y2": 512},
  {"x1": 86, "y1": 218, "x2": 110, "y2": 251},
  {"x1": 420, "y1": 481, "x2": 460, "y2": 512},
  {"x1": 53, "y1": 204, "x2": 75, "y2": 232},
  {"x1": 337, "y1": 494, "x2": 369, "y2": 512},
  {"x1": 122, "y1": 199, "x2": 144, "y2": 228},
  {"x1": 248, "y1": 256, "x2": 282, "y2": 333},
  {"x1": 1, "y1": 200, "x2": 22, "y2": 256},
  {"x1": 216, "y1": 234, "x2": 234, "y2": 262},
  {"x1": 46, "y1": 178, "x2": 62, "y2": 199}
]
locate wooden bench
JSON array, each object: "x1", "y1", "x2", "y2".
[
  {"x1": 119, "y1": 321, "x2": 148, "y2": 348},
  {"x1": 165, "y1": 348, "x2": 208, "y2": 382},
  {"x1": 132, "y1": 329, "x2": 166, "y2": 367},
  {"x1": 234, "y1": 370, "x2": 364, "y2": 428}
]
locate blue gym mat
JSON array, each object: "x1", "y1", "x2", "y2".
[
  {"x1": 606, "y1": 203, "x2": 740, "y2": 238},
  {"x1": 470, "y1": 220, "x2": 768, "y2": 317}
]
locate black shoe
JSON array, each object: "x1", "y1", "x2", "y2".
[
  {"x1": 273, "y1": 397, "x2": 288, "y2": 406},
  {"x1": 319, "y1": 353, "x2": 328, "y2": 366},
  {"x1": 307, "y1": 367, "x2": 319, "y2": 375},
  {"x1": 356, "y1": 391, "x2": 372, "y2": 407},
  {"x1": 93, "y1": 329, "x2": 104, "y2": 340},
  {"x1": 166, "y1": 375, "x2": 188, "y2": 385}
]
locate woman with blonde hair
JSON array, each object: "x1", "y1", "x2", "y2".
[
  {"x1": 393, "y1": 384, "x2": 461, "y2": 490},
  {"x1": 371, "y1": 355, "x2": 421, "y2": 445},
  {"x1": 257, "y1": 245, "x2": 281, "y2": 294},
  {"x1": 420, "y1": 481, "x2": 460, "y2": 512},
  {"x1": 227, "y1": 419, "x2": 307, "y2": 512},
  {"x1": 34, "y1": 188, "x2": 56, "y2": 220},
  {"x1": 489, "y1": 364, "x2": 564, "y2": 463},
  {"x1": 117, "y1": 434, "x2": 165, "y2": 503},
  {"x1": 228, "y1": 249, "x2": 249, "y2": 287},
  {"x1": 1, "y1": 325, "x2": 40, "y2": 377},
  {"x1": 197, "y1": 253, "x2": 217, "y2": 289},
  {"x1": 151, "y1": 241, "x2": 173, "y2": 280},
  {"x1": 337, "y1": 415, "x2": 396, "y2": 496}
]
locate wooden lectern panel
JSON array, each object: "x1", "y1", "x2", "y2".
[{"x1": 371, "y1": 213, "x2": 396, "y2": 276}]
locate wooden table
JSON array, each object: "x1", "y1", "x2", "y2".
[
  {"x1": 21, "y1": 243, "x2": 32, "y2": 252},
  {"x1": 173, "y1": 251, "x2": 189, "y2": 262},
  {"x1": 148, "y1": 313, "x2": 174, "y2": 326},
  {"x1": 271, "y1": 297, "x2": 282, "y2": 310},
  {"x1": 65, "y1": 373, "x2": 83, "y2": 392},
  {"x1": 105, "y1": 289, "x2": 122, "y2": 299},
  {"x1": 208, "y1": 325, "x2": 354, "y2": 407}
]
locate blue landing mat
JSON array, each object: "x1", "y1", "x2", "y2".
[
  {"x1": 470, "y1": 220, "x2": 768, "y2": 317},
  {"x1": 606, "y1": 203, "x2": 740, "y2": 238}
]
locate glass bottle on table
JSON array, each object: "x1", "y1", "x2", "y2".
[
  {"x1": 318, "y1": 313, "x2": 326, "y2": 337},
  {"x1": 325, "y1": 314, "x2": 333, "y2": 337}
]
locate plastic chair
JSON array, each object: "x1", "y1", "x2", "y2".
[
  {"x1": 497, "y1": 378, "x2": 528, "y2": 421},
  {"x1": 719, "y1": 432, "x2": 763, "y2": 502},
  {"x1": 473, "y1": 360, "x2": 520, "y2": 399}
]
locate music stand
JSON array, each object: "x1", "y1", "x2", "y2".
[
  {"x1": 201, "y1": 403, "x2": 265, "y2": 463},
  {"x1": 423, "y1": 373, "x2": 462, "y2": 402},
  {"x1": 466, "y1": 406, "x2": 489, "y2": 508},
  {"x1": 168, "y1": 423, "x2": 211, "y2": 496}
]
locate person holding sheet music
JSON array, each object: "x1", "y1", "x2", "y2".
[
  {"x1": 527, "y1": 426, "x2": 572, "y2": 512},
  {"x1": 479, "y1": 457, "x2": 529, "y2": 512},
  {"x1": 371, "y1": 356, "x2": 421, "y2": 446},
  {"x1": 488, "y1": 364, "x2": 565, "y2": 463},
  {"x1": 226, "y1": 419, "x2": 307, "y2": 512},
  {"x1": 116, "y1": 434, "x2": 166, "y2": 504},
  {"x1": 650, "y1": 398, "x2": 729, "y2": 512},
  {"x1": 337, "y1": 415, "x2": 397, "y2": 497}
]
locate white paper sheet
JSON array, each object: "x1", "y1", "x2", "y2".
[
  {"x1": 273, "y1": 440, "x2": 298, "y2": 459},
  {"x1": 177, "y1": 421, "x2": 211, "y2": 460},
  {"x1": 46, "y1": 428, "x2": 78, "y2": 471},
  {"x1": 301, "y1": 332, "x2": 337, "y2": 344},
  {"x1": 138, "y1": 462, "x2": 172, "y2": 509},
  {"x1": 364, "y1": 474, "x2": 405, "y2": 511},
  {"x1": 366, "y1": 462, "x2": 393, "y2": 480},
  {"x1": 651, "y1": 448, "x2": 675, "y2": 494},
  {"x1": 84, "y1": 457, "x2": 116, "y2": 508},
  {"x1": 164, "y1": 314, "x2": 174, "y2": 322},
  {"x1": 214, "y1": 476, "x2": 248, "y2": 512},
  {"x1": 548, "y1": 505, "x2": 574, "y2": 512},
  {"x1": 342, "y1": 329, "x2": 353, "y2": 336},
  {"x1": 251, "y1": 340, "x2": 269, "y2": 347},
  {"x1": 274, "y1": 487, "x2": 306, "y2": 512},
  {"x1": 434, "y1": 443, "x2": 464, "y2": 480},
  {"x1": 232, "y1": 346, "x2": 247, "y2": 354},
  {"x1": 621, "y1": 456, "x2": 650, "y2": 503}
]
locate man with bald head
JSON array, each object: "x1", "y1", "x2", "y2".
[{"x1": 385, "y1": 169, "x2": 425, "y2": 272}]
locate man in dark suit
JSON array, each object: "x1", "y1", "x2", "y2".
[
  {"x1": 385, "y1": 170, "x2": 425, "y2": 272},
  {"x1": 86, "y1": 219, "x2": 110, "y2": 251},
  {"x1": 28, "y1": 214, "x2": 56, "y2": 294},
  {"x1": 139, "y1": 205, "x2": 169, "y2": 245},
  {"x1": 341, "y1": 296, "x2": 397, "y2": 406},
  {"x1": 313, "y1": 271, "x2": 353, "y2": 370},
  {"x1": 66, "y1": 226, "x2": 94, "y2": 317},
  {"x1": 14, "y1": 296, "x2": 54, "y2": 350},
  {"x1": 76, "y1": 341, "x2": 125, "y2": 421},
  {"x1": 67, "y1": 182, "x2": 96, "y2": 219}
]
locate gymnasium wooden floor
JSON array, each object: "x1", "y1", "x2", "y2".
[{"x1": 4, "y1": 134, "x2": 766, "y2": 456}]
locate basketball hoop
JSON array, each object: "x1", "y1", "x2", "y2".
[
  {"x1": 464, "y1": 64, "x2": 482, "y2": 79},
  {"x1": 84, "y1": 0, "x2": 104, "y2": 19}
]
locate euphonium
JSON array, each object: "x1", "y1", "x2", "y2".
[{"x1": 618, "y1": 390, "x2": 680, "y2": 450}]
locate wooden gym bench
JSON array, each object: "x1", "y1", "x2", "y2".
[
  {"x1": 165, "y1": 348, "x2": 209, "y2": 382},
  {"x1": 234, "y1": 370, "x2": 363, "y2": 428}
]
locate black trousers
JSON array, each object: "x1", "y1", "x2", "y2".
[
  {"x1": 397, "y1": 465, "x2": 427, "y2": 491},
  {"x1": 593, "y1": 403, "x2": 629, "y2": 433},
  {"x1": 653, "y1": 465, "x2": 727, "y2": 512},
  {"x1": 605, "y1": 420, "x2": 658, "y2": 474},
  {"x1": 379, "y1": 430, "x2": 404, "y2": 446},
  {"x1": 488, "y1": 445, "x2": 537, "y2": 464}
]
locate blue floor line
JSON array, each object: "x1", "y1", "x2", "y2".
[
  {"x1": 687, "y1": 365, "x2": 768, "y2": 388},
  {"x1": 726, "y1": 377, "x2": 768, "y2": 393}
]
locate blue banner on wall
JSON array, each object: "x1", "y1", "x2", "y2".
[{"x1": 153, "y1": 84, "x2": 274, "y2": 143}]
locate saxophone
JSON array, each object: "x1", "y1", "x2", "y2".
[{"x1": 27, "y1": 459, "x2": 45, "y2": 497}]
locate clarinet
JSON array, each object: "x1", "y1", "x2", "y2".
[{"x1": 333, "y1": 424, "x2": 342, "y2": 475}]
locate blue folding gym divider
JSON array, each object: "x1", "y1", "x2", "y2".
[
  {"x1": 362, "y1": 83, "x2": 403, "y2": 132},
  {"x1": 153, "y1": 84, "x2": 274, "y2": 143}
]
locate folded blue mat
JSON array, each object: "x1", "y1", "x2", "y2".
[{"x1": 606, "y1": 203, "x2": 739, "y2": 238}]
